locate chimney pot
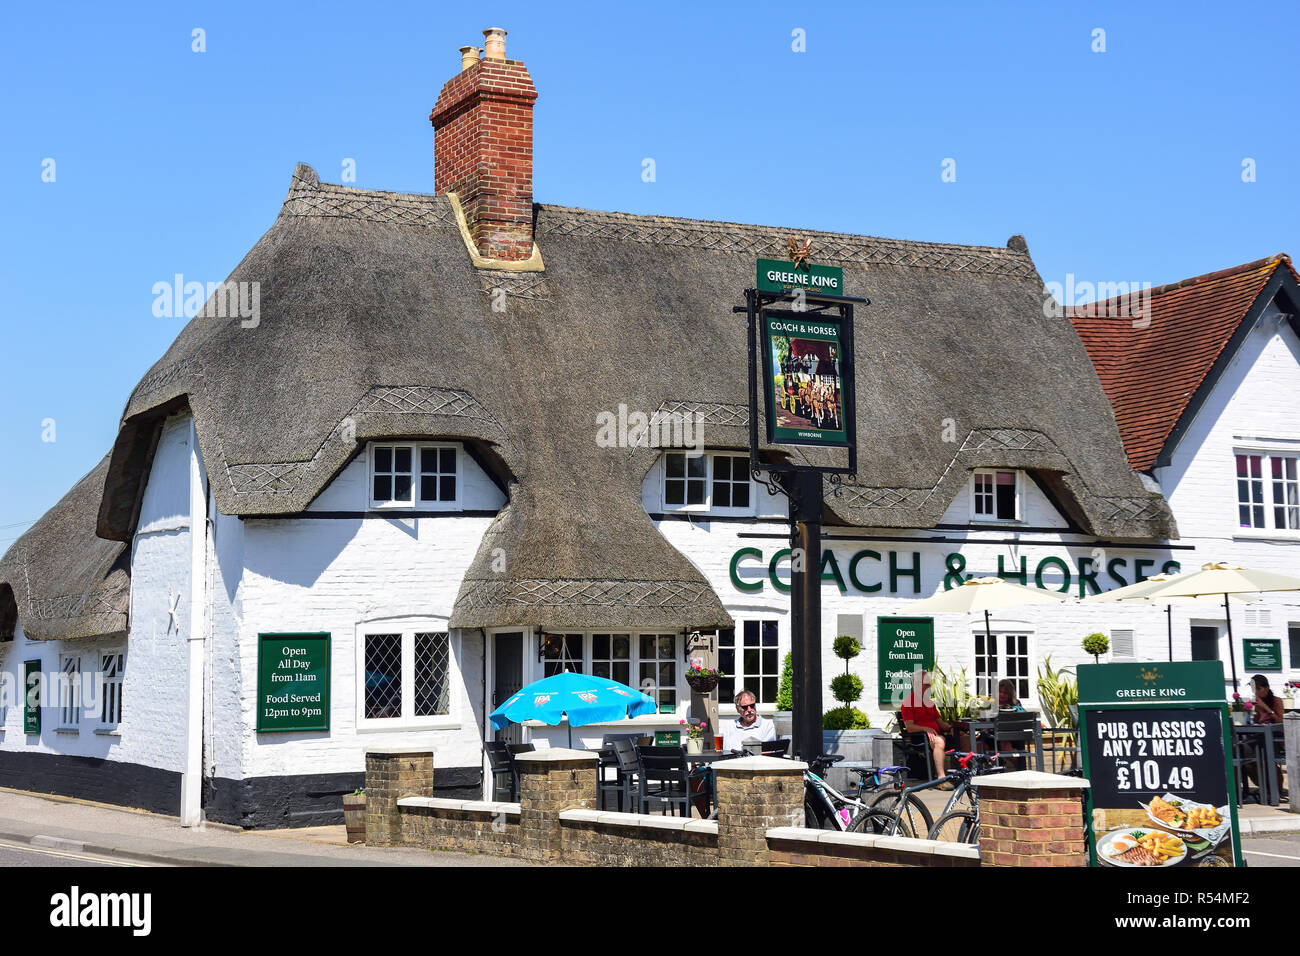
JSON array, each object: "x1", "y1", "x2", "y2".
[
  {"x1": 483, "y1": 28, "x2": 507, "y2": 59},
  {"x1": 459, "y1": 45, "x2": 480, "y2": 72}
]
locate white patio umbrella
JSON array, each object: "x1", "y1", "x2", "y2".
[
  {"x1": 1082, "y1": 572, "x2": 1255, "y2": 662},
  {"x1": 1133, "y1": 563, "x2": 1300, "y2": 692},
  {"x1": 910, "y1": 576, "x2": 1070, "y2": 657}
]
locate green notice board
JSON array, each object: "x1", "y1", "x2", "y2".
[
  {"x1": 256, "y1": 633, "x2": 330, "y2": 733},
  {"x1": 654, "y1": 731, "x2": 681, "y2": 746},
  {"x1": 1078, "y1": 661, "x2": 1242, "y2": 868},
  {"x1": 877, "y1": 617, "x2": 934, "y2": 706},
  {"x1": 23, "y1": 660, "x2": 40, "y2": 735},
  {"x1": 1243, "y1": 639, "x2": 1282, "y2": 671}
]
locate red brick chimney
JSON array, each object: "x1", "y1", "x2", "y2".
[{"x1": 430, "y1": 28, "x2": 538, "y2": 262}]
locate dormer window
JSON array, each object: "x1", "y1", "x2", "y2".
[
  {"x1": 370, "y1": 442, "x2": 459, "y2": 509},
  {"x1": 972, "y1": 469, "x2": 1019, "y2": 522},
  {"x1": 663, "y1": 452, "x2": 753, "y2": 514}
]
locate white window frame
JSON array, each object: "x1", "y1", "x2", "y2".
[
  {"x1": 661, "y1": 451, "x2": 755, "y2": 516},
  {"x1": 717, "y1": 619, "x2": 783, "y2": 714},
  {"x1": 355, "y1": 619, "x2": 461, "y2": 732},
  {"x1": 970, "y1": 469, "x2": 1021, "y2": 523},
  {"x1": 1234, "y1": 447, "x2": 1300, "y2": 536},
  {"x1": 58, "y1": 654, "x2": 81, "y2": 731},
  {"x1": 367, "y1": 442, "x2": 462, "y2": 511},
  {"x1": 96, "y1": 647, "x2": 125, "y2": 731},
  {"x1": 529, "y1": 632, "x2": 684, "y2": 717},
  {"x1": 970, "y1": 625, "x2": 1036, "y2": 706}
]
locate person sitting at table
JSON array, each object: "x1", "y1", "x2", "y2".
[
  {"x1": 1251, "y1": 674, "x2": 1285, "y2": 725},
  {"x1": 721, "y1": 688, "x2": 776, "y2": 750},
  {"x1": 901, "y1": 670, "x2": 954, "y2": 787}
]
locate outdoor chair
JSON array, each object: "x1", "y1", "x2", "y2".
[
  {"x1": 1233, "y1": 732, "x2": 1265, "y2": 804},
  {"x1": 992, "y1": 711, "x2": 1041, "y2": 771},
  {"x1": 606, "y1": 737, "x2": 642, "y2": 813},
  {"x1": 636, "y1": 745, "x2": 692, "y2": 816},
  {"x1": 1040, "y1": 726, "x2": 1080, "y2": 773},
  {"x1": 895, "y1": 712, "x2": 938, "y2": 782},
  {"x1": 761, "y1": 738, "x2": 791, "y2": 757},
  {"x1": 485, "y1": 740, "x2": 519, "y2": 802}
]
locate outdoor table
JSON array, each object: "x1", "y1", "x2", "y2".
[
  {"x1": 1233, "y1": 723, "x2": 1283, "y2": 806},
  {"x1": 954, "y1": 717, "x2": 1045, "y2": 771}
]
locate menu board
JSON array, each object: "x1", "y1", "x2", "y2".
[
  {"x1": 256, "y1": 633, "x2": 330, "y2": 733},
  {"x1": 1079, "y1": 662, "x2": 1242, "y2": 868},
  {"x1": 23, "y1": 660, "x2": 40, "y2": 735},
  {"x1": 877, "y1": 617, "x2": 934, "y2": 705}
]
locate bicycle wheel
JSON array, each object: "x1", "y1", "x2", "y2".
[
  {"x1": 928, "y1": 809, "x2": 977, "y2": 843},
  {"x1": 847, "y1": 808, "x2": 897, "y2": 835},
  {"x1": 888, "y1": 793, "x2": 933, "y2": 839}
]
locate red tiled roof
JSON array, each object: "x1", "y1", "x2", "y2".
[{"x1": 1068, "y1": 255, "x2": 1295, "y2": 471}]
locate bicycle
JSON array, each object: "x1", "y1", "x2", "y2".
[
  {"x1": 803, "y1": 754, "x2": 907, "y2": 832},
  {"x1": 856, "y1": 750, "x2": 1005, "y2": 840}
]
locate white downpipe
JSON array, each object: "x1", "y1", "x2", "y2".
[{"x1": 180, "y1": 421, "x2": 208, "y2": 827}]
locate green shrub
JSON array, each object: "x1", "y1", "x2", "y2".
[
  {"x1": 776, "y1": 652, "x2": 794, "y2": 711},
  {"x1": 830, "y1": 672, "x2": 864, "y2": 704},
  {"x1": 1082, "y1": 632, "x2": 1110, "y2": 662},
  {"x1": 823, "y1": 706, "x2": 871, "y2": 730},
  {"x1": 833, "y1": 635, "x2": 862, "y2": 660},
  {"x1": 929, "y1": 664, "x2": 975, "y2": 724}
]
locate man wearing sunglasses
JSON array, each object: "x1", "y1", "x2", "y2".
[{"x1": 721, "y1": 688, "x2": 776, "y2": 751}]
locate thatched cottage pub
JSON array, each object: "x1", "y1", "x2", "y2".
[{"x1": 0, "y1": 30, "x2": 1189, "y2": 827}]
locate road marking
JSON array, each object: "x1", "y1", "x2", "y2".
[
  {"x1": 1242, "y1": 849, "x2": 1300, "y2": 861},
  {"x1": 0, "y1": 839, "x2": 148, "y2": 866}
]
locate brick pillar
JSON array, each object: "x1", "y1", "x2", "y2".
[
  {"x1": 972, "y1": 771, "x2": 1089, "y2": 867},
  {"x1": 713, "y1": 755, "x2": 806, "y2": 866},
  {"x1": 516, "y1": 749, "x2": 597, "y2": 863},
  {"x1": 364, "y1": 747, "x2": 434, "y2": 846}
]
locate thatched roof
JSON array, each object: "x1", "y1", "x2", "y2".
[
  {"x1": 0, "y1": 456, "x2": 128, "y2": 642},
  {"x1": 9, "y1": 164, "x2": 1174, "y2": 639}
]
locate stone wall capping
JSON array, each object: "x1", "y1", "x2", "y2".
[
  {"x1": 711, "y1": 756, "x2": 807, "y2": 774},
  {"x1": 365, "y1": 746, "x2": 437, "y2": 757},
  {"x1": 515, "y1": 748, "x2": 598, "y2": 765},
  {"x1": 933, "y1": 842, "x2": 981, "y2": 860},
  {"x1": 971, "y1": 770, "x2": 1090, "y2": 790},
  {"x1": 483, "y1": 801, "x2": 523, "y2": 815},
  {"x1": 683, "y1": 819, "x2": 719, "y2": 835},
  {"x1": 766, "y1": 825, "x2": 811, "y2": 841},
  {"x1": 558, "y1": 808, "x2": 603, "y2": 823},
  {"x1": 873, "y1": 834, "x2": 938, "y2": 855},
  {"x1": 398, "y1": 796, "x2": 465, "y2": 810}
]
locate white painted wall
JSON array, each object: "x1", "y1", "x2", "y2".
[
  {"x1": 0, "y1": 414, "x2": 194, "y2": 772},
  {"x1": 1153, "y1": 295, "x2": 1300, "y2": 687}
]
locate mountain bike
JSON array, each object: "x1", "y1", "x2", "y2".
[{"x1": 803, "y1": 754, "x2": 906, "y2": 832}]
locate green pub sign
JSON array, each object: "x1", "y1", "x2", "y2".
[
  {"x1": 761, "y1": 312, "x2": 850, "y2": 448},
  {"x1": 654, "y1": 730, "x2": 681, "y2": 746},
  {"x1": 756, "y1": 258, "x2": 845, "y2": 297},
  {"x1": 257, "y1": 633, "x2": 330, "y2": 733},
  {"x1": 877, "y1": 617, "x2": 934, "y2": 706},
  {"x1": 23, "y1": 660, "x2": 41, "y2": 735},
  {"x1": 1243, "y1": 639, "x2": 1281, "y2": 671}
]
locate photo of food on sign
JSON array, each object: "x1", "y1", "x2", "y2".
[{"x1": 1086, "y1": 708, "x2": 1236, "y2": 867}]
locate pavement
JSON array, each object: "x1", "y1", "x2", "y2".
[{"x1": 0, "y1": 788, "x2": 525, "y2": 866}]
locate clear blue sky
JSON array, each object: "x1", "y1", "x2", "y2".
[{"x1": 1, "y1": 0, "x2": 1296, "y2": 542}]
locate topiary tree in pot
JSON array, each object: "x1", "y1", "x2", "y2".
[
  {"x1": 824, "y1": 635, "x2": 870, "y2": 730},
  {"x1": 1082, "y1": 632, "x2": 1110, "y2": 664}
]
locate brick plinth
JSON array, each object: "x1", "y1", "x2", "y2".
[
  {"x1": 713, "y1": 756, "x2": 807, "y2": 866},
  {"x1": 516, "y1": 749, "x2": 597, "y2": 863},
  {"x1": 364, "y1": 748, "x2": 434, "y2": 846},
  {"x1": 971, "y1": 771, "x2": 1090, "y2": 867}
]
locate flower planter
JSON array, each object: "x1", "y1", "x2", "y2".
[
  {"x1": 685, "y1": 737, "x2": 703, "y2": 754},
  {"x1": 342, "y1": 792, "x2": 366, "y2": 844},
  {"x1": 686, "y1": 674, "x2": 719, "y2": 693}
]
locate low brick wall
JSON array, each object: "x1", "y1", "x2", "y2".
[
  {"x1": 767, "y1": 827, "x2": 980, "y2": 867},
  {"x1": 398, "y1": 797, "x2": 522, "y2": 857},
  {"x1": 558, "y1": 810, "x2": 718, "y2": 865},
  {"x1": 973, "y1": 771, "x2": 1090, "y2": 867}
]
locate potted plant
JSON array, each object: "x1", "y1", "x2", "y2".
[
  {"x1": 971, "y1": 695, "x2": 996, "y2": 719},
  {"x1": 1082, "y1": 632, "x2": 1109, "y2": 664},
  {"x1": 684, "y1": 664, "x2": 722, "y2": 694},
  {"x1": 343, "y1": 787, "x2": 366, "y2": 843},
  {"x1": 823, "y1": 635, "x2": 872, "y2": 747},
  {"x1": 774, "y1": 652, "x2": 794, "y2": 738},
  {"x1": 679, "y1": 718, "x2": 708, "y2": 754},
  {"x1": 1230, "y1": 693, "x2": 1247, "y2": 726}
]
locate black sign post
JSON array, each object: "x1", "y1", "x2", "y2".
[{"x1": 738, "y1": 266, "x2": 866, "y2": 761}]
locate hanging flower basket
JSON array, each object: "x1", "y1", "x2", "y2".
[{"x1": 685, "y1": 666, "x2": 722, "y2": 693}]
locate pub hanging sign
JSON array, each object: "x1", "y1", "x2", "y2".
[{"x1": 760, "y1": 311, "x2": 852, "y2": 448}]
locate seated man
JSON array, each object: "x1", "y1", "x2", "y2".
[
  {"x1": 901, "y1": 670, "x2": 954, "y2": 787},
  {"x1": 721, "y1": 688, "x2": 776, "y2": 750}
]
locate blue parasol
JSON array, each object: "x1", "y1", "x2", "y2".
[{"x1": 489, "y1": 672, "x2": 658, "y2": 747}]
